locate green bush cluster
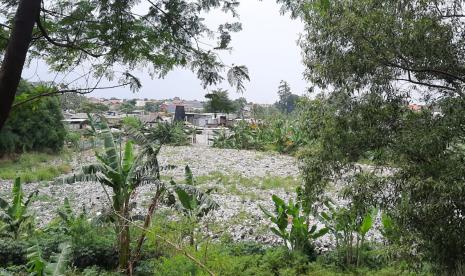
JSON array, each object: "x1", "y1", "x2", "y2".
[
  {"x1": 296, "y1": 93, "x2": 465, "y2": 273},
  {"x1": 0, "y1": 82, "x2": 66, "y2": 156},
  {"x1": 212, "y1": 118, "x2": 306, "y2": 154}
]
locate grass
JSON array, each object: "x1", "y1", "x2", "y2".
[{"x1": 0, "y1": 152, "x2": 72, "y2": 183}]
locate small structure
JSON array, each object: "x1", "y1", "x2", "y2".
[
  {"x1": 174, "y1": 105, "x2": 186, "y2": 122},
  {"x1": 140, "y1": 113, "x2": 164, "y2": 127},
  {"x1": 185, "y1": 113, "x2": 236, "y2": 127},
  {"x1": 62, "y1": 113, "x2": 89, "y2": 130}
]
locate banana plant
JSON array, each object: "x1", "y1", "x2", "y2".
[
  {"x1": 27, "y1": 241, "x2": 71, "y2": 276},
  {"x1": 260, "y1": 194, "x2": 328, "y2": 254},
  {"x1": 0, "y1": 177, "x2": 38, "y2": 239},
  {"x1": 168, "y1": 165, "x2": 219, "y2": 249},
  {"x1": 320, "y1": 200, "x2": 378, "y2": 267},
  {"x1": 60, "y1": 117, "x2": 162, "y2": 272}
]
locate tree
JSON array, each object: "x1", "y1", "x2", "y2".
[
  {"x1": 62, "y1": 118, "x2": 162, "y2": 272},
  {"x1": 78, "y1": 102, "x2": 109, "y2": 114},
  {"x1": 275, "y1": 80, "x2": 299, "y2": 113},
  {"x1": 0, "y1": 0, "x2": 250, "y2": 131},
  {"x1": 233, "y1": 97, "x2": 247, "y2": 117},
  {"x1": 144, "y1": 102, "x2": 159, "y2": 113},
  {"x1": 280, "y1": 0, "x2": 465, "y2": 271},
  {"x1": 120, "y1": 100, "x2": 137, "y2": 114},
  {"x1": 0, "y1": 82, "x2": 66, "y2": 155},
  {"x1": 204, "y1": 89, "x2": 236, "y2": 115},
  {"x1": 278, "y1": 0, "x2": 465, "y2": 97},
  {"x1": 60, "y1": 93, "x2": 87, "y2": 111}
]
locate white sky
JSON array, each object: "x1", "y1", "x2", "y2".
[{"x1": 22, "y1": 1, "x2": 306, "y2": 104}]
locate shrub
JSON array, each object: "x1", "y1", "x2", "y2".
[
  {"x1": 145, "y1": 122, "x2": 190, "y2": 146},
  {"x1": 260, "y1": 194, "x2": 327, "y2": 259},
  {"x1": 0, "y1": 82, "x2": 66, "y2": 156},
  {"x1": 0, "y1": 238, "x2": 28, "y2": 266}
]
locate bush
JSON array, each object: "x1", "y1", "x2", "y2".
[
  {"x1": 0, "y1": 82, "x2": 66, "y2": 156},
  {"x1": 0, "y1": 238, "x2": 28, "y2": 266},
  {"x1": 42, "y1": 213, "x2": 118, "y2": 270},
  {"x1": 67, "y1": 217, "x2": 118, "y2": 269},
  {"x1": 145, "y1": 122, "x2": 189, "y2": 146}
]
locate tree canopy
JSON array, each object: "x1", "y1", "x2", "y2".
[
  {"x1": 278, "y1": 0, "x2": 465, "y2": 99},
  {"x1": 0, "y1": 82, "x2": 66, "y2": 155},
  {"x1": 274, "y1": 80, "x2": 300, "y2": 113},
  {"x1": 0, "y1": 0, "x2": 250, "y2": 130},
  {"x1": 204, "y1": 89, "x2": 236, "y2": 114},
  {"x1": 277, "y1": 0, "x2": 465, "y2": 272}
]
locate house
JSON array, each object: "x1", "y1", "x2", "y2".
[
  {"x1": 185, "y1": 113, "x2": 236, "y2": 127},
  {"x1": 140, "y1": 113, "x2": 164, "y2": 127},
  {"x1": 62, "y1": 113, "x2": 89, "y2": 130},
  {"x1": 160, "y1": 99, "x2": 205, "y2": 113}
]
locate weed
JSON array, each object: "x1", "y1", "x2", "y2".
[{"x1": 0, "y1": 152, "x2": 72, "y2": 183}]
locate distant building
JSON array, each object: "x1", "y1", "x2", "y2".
[
  {"x1": 185, "y1": 113, "x2": 237, "y2": 127},
  {"x1": 140, "y1": 113, "x2": 164, "y2": 127},
  {"x1": 160, "y1": 99, "x2": 205, "y2": 113},
  {"x1": 135, "y1": 100, "x2": 146, "y2": 107},
  {"x1": 62, "y1": 112, "x2": 89, "y2": 130}
]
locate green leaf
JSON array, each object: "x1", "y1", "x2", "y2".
[
  {"x1": 312, "y1": 227, "x2": 329, "y2": 239},
  {"x1": 360, "y1": 208, "x2": 378, "y2": 235},
  {"x1": 27, "y1": 242, "x2": 46, "y2": 275},
  {"x1": 259, "y1": 204, "x2": 274, "y2": 219},
  {"x1": 270, "y1": 227, "x2": 285, "y2": 239},
  {"x1": 10, "y1": 177, "x2": 24, "y2": 220},
  {"x1": 175, "y1": 188, "x2": 194, "y2": 211},
  {"x1": 122, "y1": 140, "x2": 134, "y2": 174},
  {"x1": 272, "y1": 194, "x2": 286, "y2": 208},
  {"x1": 309, "y1": 224, "x2": 317, "y2": 234},
  {"x1": 381, "y1": 213, "x2": 393, "y2": 231}
]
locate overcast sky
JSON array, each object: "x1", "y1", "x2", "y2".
[{"x1": 22, "y1": 1, "x2": 306, "y2": 104}]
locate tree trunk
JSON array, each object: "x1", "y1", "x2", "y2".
[
  {"x1": 0, "y1": 0, "x2": 41, "y2": 131},
  {"x1": 130, "y1": 189, "x2": 163, "y2": 269},
  {"x1": 118, "y1": 199, "x2": 131, "y2": 274},
  {"x1": 119, "y1": 218, "x2": 130, "y2": 273}
]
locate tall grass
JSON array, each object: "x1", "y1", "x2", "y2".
[{"x1": 0, "y1": 152, "x2": 72, "y2": 183}]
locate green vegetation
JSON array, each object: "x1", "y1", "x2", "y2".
[
  {"x1": 212, "y1": 118, "x2": 305, "y2": 154},
  {"x1": 0, "y1": 152, "x2": 71, "y2": 183},
  {"x1": 274, "y1": 80, "x2": 301, "y2": 114},
  {"x1": 0, "y1": 82, "x2": 66, "y2": 156},
  {"x1": 204, "y1": 89, "x2": 237, "y2": 115},
  {"x1": 2, "y1": 0, "x2": 465, "y2": 274},
  {"x1": 140, "y1": 121, "x2": 190, "y2": 146},
  {"x1": 62, "y1": 118, "x2": 162, "y2": 271},
  {"x1": 260, "y1": 194, "x2": 327, "y2": 258},
  {"x1": 0, "y1": 178, "x2": 37, "y2": 239}
]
